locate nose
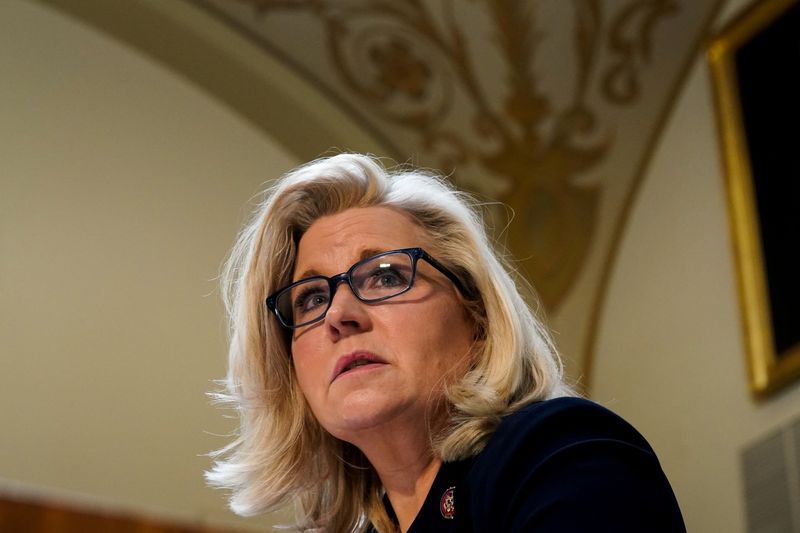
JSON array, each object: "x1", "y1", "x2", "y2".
[{"x1": 324, "y1": 278, "x2": 370, "y2": 341}]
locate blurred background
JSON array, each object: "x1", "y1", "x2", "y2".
[{"x1": 2, "y1": 0, "x2": 799, "y2": 531}]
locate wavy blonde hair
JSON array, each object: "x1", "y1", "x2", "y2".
[{"x1": 207, "y1": 153, "x2": 573, "y2": 531}]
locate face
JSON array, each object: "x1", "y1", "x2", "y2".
[{"x1": 289, "y1": 206, "x2": 475, "y2": 445}]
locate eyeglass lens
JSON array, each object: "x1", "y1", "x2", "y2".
[{"x1": 276, "y1": 251, "x2": 415, "y2": 327}]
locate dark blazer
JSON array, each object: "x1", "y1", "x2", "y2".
[{"x1": 380, "y1": 397, "x2": 686, "y2": 532}]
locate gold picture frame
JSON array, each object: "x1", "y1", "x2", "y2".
[{"x1": 708, "y1": 0, "x2": 800, "y2": 399}]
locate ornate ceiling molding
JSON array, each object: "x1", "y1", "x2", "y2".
[
  {"x1": 193, "y1": 0, "x2": 717, "y2": 313},
  {"x1": 42, "y1": 0, "x2": 726, "y2": 386},
  {"x1": 39, "y1": 0, "x2": 388, "y2": 161},
  {"x1": 191, "y1": 0, "x2": 724, "y2": 385}
]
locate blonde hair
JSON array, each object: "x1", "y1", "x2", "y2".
[{"x1": 207, "y1": 153, "x2": 573, "y2": 531}]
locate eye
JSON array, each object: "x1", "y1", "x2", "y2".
[
  {"x1": 352, "y1": 253, "x2": 414, "y2": 296},
  {"x1": 375, "y1": 269, "x2": 405, "y2": 287},
  {"x1": 365, "y1": 266, "x2": 409, "y2": 290},
  {"x1": 293, "y1": 286, "x2": 329, "y2": 313}
]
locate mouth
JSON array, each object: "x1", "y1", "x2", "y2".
[{"x1": 332, "y1": 351, "x2": 387, "y2": 382}]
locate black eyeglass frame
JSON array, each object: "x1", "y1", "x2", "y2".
[{"x1": 265, "y1": 247, "x2": 468, "y2": 329}]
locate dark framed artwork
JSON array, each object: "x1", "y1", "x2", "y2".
[{"x1": 708, "y1": 0, "x2": 800, "y2": 398}]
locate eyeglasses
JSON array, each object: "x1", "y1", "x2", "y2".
[{"x1": 266, "y1": 247, "x2": 468, "y2": 329}]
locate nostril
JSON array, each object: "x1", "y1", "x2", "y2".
[{"x1": 324, "y1": 287, "x2": 369, "y2": 338}]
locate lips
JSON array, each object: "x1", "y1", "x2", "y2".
[{"x1": 331, "y1": 351, "x2": 387, "y2": 382}]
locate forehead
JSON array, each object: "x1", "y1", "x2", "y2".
[{"x1": 295, "y1": 206, "x2": 431, "y2": 271}]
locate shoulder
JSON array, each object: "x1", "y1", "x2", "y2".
[
  {"x1": 485, "y1": 396, "x2": 655, "y2": 459},
  {"x1": 471, "y1": 397, "x2": 659, "y2": 498},
  {"x1": 466, "y1": 397, "x2": 685, "y2": 532}
]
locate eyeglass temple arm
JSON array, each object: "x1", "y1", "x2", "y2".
[{"x1": 419, "y1": 250, "x2": 471, "y2": 297}]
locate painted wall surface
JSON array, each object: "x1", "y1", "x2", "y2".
[
  {"x1": 590, "y1": 1, "x2": 800, "y2": 532},
  {"x1": 0, "y1": 0, "x2": 298, "y2": 528},
  {"x1": 7, "y1": 0, "x2": 800, "y2": 531}
]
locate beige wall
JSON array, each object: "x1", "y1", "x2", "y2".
[
  {"x1": 0, "y1": 0, "x2": 298, "y2": 528},
  {"x1": 5, "y1": 0, "x2": 799, "y2": 531},
  {"x1": 590, "y1": 1, "x2": 800, "y2": 532}
]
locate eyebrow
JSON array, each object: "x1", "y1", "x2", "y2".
[{"x1": 294, "y1": 247, "x2": 389, "y2": 281}]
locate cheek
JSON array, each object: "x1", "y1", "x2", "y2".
[
  {"x1": 412, "y1": 302, "x2": 475, "y2": 371},
  {"x1": 290, "y1": 341, "x2": 323, "y2": 401}
]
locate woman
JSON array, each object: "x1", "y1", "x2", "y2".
[{"x1": 207, "y1": 154, "x2": 685, "y2": 532}]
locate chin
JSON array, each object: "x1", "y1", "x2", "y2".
[
  {"x1": 323, "y1": 398, "x2": 410, "y2": 440},
  {"x1": 331, "y1": 407, "x2": 396, "y2": 435}
]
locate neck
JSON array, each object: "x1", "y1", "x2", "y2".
[
  {"x1": 381, "y1": 455, "x2": 441, "y2": 532},
  {"x1": 348, "y1": 420, "x2": 442, "y2": 532}
]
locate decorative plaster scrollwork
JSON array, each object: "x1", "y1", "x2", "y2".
[
  {"x1": 231, "y1": 0, "x2": 678, "y2": 309},
  {"x1": 602, "y1": 0, "x2": 679, "y2": 104}
]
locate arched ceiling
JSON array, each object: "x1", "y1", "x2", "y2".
[{"x1": 42, "y1": 0, "x2": 726, "y2": 387}]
